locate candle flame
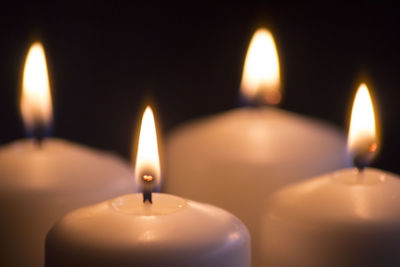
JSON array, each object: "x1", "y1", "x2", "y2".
[
  {"x1": 135, "y1": 106, "x2": 161, "y2": 191},
  {"x1": 240, "y1": 28, "x2": 281, "y2": 105},
  {"x1": 142, "y1": 174, "x2": 154, "y2": 182},
  {"x1": 20, "y1": 42, "x2": 52, "y2": 132},
  {"x1": 348, "y1": 83, "x2": 378, "y2": 167}
]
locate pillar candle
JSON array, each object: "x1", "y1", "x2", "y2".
[
  {"x1": 261, "y1": 168, "x2": 400, "y2": 267},
  {"x1": 260, "y1": 83, "x2": 397, "y2": 267},
  {"x1": 46, "y1": 193, "x2": 250, "y2": 267},
  {"x1": 164, "y1": 28, "x2": 348, "y2": 266},
  {"x1": 0, "y1": 42, "x2": 133, "y2": 267},
  {"x1": 45, "y1": 106, "x2": 251, "y2": 267}
]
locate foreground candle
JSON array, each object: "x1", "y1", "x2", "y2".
[
  {"x1": 260, "y1": 83, "x2": 400, "y2": 267},
  {"x1": 46, "y1": 193, "x2": 250, "y2": 267},
  {"x1": 46, "y1": 106, "x2": 250, "y2": 267},
  {"x1": 0, "y1": 42, "x2": 133, "y2": 267},
  {"x1": 165, "y1": 28, "x2": 348, "y2": 266}
]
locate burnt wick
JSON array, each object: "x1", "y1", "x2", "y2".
[{"x1": 143, "y1": 190, "x2": 152, "y2": 204}]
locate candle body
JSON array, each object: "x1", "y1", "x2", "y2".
[
  {"x1": 164, "y1": 107, "x2": 348, "y2": 266},
  {"x1": 46, "y1": 193, "x2": 251, "y2": 267},
  {"x1": 0, "y1": 139, "x2": 133, "y2": 267},
  {"x1": 261, "y1": 168, "x2": 400, "y2": 267}
]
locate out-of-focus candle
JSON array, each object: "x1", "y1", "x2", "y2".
[
  {"x1": 165, "y1": 28, "x2": 348, "y2": 266},
  {"x1": 0, "y1": 42, "x2": 133, "y2": 267},
  {"x1": 260, "y1": 83, "x2": 400, "y2": 267},
  {"x1": 46, "y1": 106, "x2": 251, "y2": 267}
]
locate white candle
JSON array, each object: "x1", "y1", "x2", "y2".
[
  {"x1": 0, "y1": 43, "x2": 133, "y2": 267},
  {"x1": 261, "y1": 168, "x2": 400, "y2": 267},
  {"x1": 46, "y1": 193, "x2": 250, "y2": 267},
  {"x1": 45, "y1": 106, "x2": 251, "y2": 267},
  {"x1": 260, "y1": 83, "x2": 397, "y2": 267},
  {"x1": 164, "y1": 28, "x2": 348, "y2": 266}
]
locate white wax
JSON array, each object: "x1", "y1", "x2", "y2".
[
  {"x1": 261, "y1": 167, "x2": 400, "y2": 267},
  {"x1": 46, "y1": 193, "x2": 251, "y2": 267},
  {"x1": 0, "y1": 138, "x2": 133, "y2": 267},
  {"x1": 165, "y1": 107, "x2": 348, "y2": 266}
]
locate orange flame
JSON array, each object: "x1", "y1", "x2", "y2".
[
  {"x1": 142, "y1": 174, "x2": 154, "y2": 182},
  {"x1": 20, "y1": 42, "x2": 52, "y2": 130},
  {"x1": 240, "y1": 28, "x2": 281, "y2": 104},
  {"x1": 135, "y1": 106, "x2": 161, "y2": 190},
  {"x1": 348, "y1": 83, "x2": 378, "y2": 166}
]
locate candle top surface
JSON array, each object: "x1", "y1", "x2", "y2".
[
  {"x1": 168, "y1": 107, "x2": 347, "y2": 170},
  {"x1": 47, "y1": 193, "x2": 249, "y2": 255},
  {"x1": 111, "y1": 193, "x2": 187, "y2": 215},
  {"x1": 0, "y1": 138, "x2": 133, "y2": 194},
  {"x1": 265, "y1": 167, "x2": 400, "y2": 225}
]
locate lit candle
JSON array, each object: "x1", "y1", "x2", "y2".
[
  {"x1": 260, "y1": 83, "x2": 400, "y2": 267},
  {"x1": 165, "y1": 28, "x2": 348, "y2": 266},
  {"x1": 46, "y1": 106, "x2": 251, "y2": 267},
  {"x1": 0, "y1": 42, "x2": 133, "y2": 267}
]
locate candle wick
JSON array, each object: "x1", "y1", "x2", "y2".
[
  {"x1": 33, "y1": 124, "x2": 45, "y2": 147},
  {"x1": 356, "y1": 165, "x2": 365, "y2": 173},
  {"x1": 143, "y1": 190, "x2": 152, "y2": 204},
  {"x1": 238, "y1": 97, "x2": 270, "y2": 108},
  {"x1": 353, "y1": 155, "x2": 367, "y2": 172},
  {"x1": 34, "y1": 138, "x2": 43, "y2": 148},
  {"x1": 30, "y1": 119, "x2": 50, "y2": 147},
  {"x1": 352, "y1": 141, "x2": 377, "y2": 172},
  {"x1": 141, "y1": 173, "x2": 154, "y2": 204}
]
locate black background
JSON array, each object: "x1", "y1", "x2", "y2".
[{"x1": 0, "y1": 1, "x2": 399, "y2": 172}]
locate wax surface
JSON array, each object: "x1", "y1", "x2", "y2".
[
  {"x1": 165, "y1": 107, "x2": 348, "y2": 266},
  {"x1": 261, "y1": 168, "x2": 400, "y2": 267},
  {"x1": 46, "y1": 193, "x2": 251, "y2": 267},
  {"x1": 0, "y1": 138, "x2": 133, "y2": 267}
]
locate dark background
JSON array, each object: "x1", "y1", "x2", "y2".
[{"x1": 0, "y1": 1, "x2": 399, "y2": 172}]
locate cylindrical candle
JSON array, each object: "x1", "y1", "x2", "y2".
[
  {"x1": 0, "y1": 42, "x2": 133, "y2": 267},
  {"x1": 47, "y1": 106, "x2": 250, "y2": 267},
  {"x1": 164, "y1": 29, "x2": 348, "y2": 266},
  {"x1": 165, "y1": 107, "x2": 347, "y2": 265},
  {"x1": 0, "y1": 139, "x2": 133, "y2": 267},
  {"x1": 261, "y1": 168, "x2": 400, "y2": 267},
  {"x1": 46, "y1": 193, "x2": 250, "y2": 267},
  {"x1": 260, "y1": 82, "x2": 390, "y2": 267}
]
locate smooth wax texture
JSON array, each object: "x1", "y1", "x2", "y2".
[
  {"x1": 261, "y1": 168, "x2": 400, "y2": 267},
  {"x1": 0, "y1": 138, "x2": 133, "y2": 267},
  {"x1": 165, "y1": 107, "x2": 348, "y2": 266},
  {"x1": 46, "y1": 193, "x2": 251, "y2": 267}
]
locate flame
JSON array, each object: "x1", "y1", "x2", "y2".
[
  {"x1": 135, "y1": 106, "x2": 161, "y2": 190},
  {"x1": 142, "y1": 174, "x2": 154, "y2": 182},
  {"x1": 240, "y1": 28, "x2": 281, "y2": 104},
  {"x1": 348, "y1": 83, "x2": 378, "y2": 165},
  {"x1": 20, "y1": 42, "x2": 52, "y2": 131}
]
